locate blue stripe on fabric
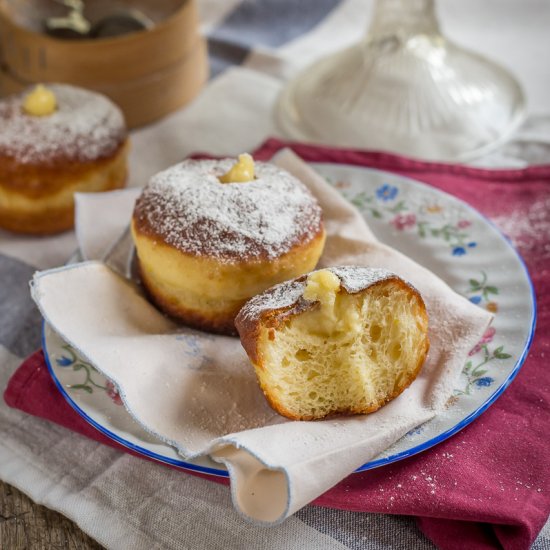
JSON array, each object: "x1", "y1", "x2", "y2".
[
  {"x1": 207, "y1": 0, "x2": 342, "y2": 77},
  {"x1": 0, "y1": 254, "x2": 42, "y2": 358},
  {"x1": 207, "y1": 38, "x2": 250, "y2": 78}
]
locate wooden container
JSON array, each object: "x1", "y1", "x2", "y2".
[{"x1": 0, "y1": 0, "x2": 208, "y2": 128}]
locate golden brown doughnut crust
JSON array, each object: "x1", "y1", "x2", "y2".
[
  {"x1": 0, "y1": 139, "x2": 126, "y2": 197},
  {"x1": 137, "y1": 260, "x2": 239, "y2": 335},
  {"x1": 0, "y1": 140, "x2": 129, "y2": 235},
  {"x1": 132, "y1": 219, "x2": 326, "y2": 335}
]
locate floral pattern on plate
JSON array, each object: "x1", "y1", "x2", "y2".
[
  {"x1": 56, "y1": 344, "x2": 122, "y2": 405},
  {"x1": 333, "y1": 181, "x2": 478, "y2": 256}
]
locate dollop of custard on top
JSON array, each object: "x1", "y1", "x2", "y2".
[
  {"x1": 219, "y1": 153, "x2": 255, "y2": 183},
  {"x1": 23, "y1": 84, "x2": 57, "y2": 117}
]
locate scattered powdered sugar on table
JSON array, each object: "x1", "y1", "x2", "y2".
[
  {"x1": 491, "y1": 196, "x2": 550, "y2": 260},
  {"x1": 0, "y1": 84, "x2": 126, "y2": 165},
  {"x1": 133, "y1": 159, "x2": 323, "y2": 261}
]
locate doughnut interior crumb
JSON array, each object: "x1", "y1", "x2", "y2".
[{"x1": 253, "y1": 274, "x2": 429, "y2": 420}]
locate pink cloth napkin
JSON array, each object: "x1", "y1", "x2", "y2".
[{"x1": 5, "y1": 139, "x2": 550, "y2": 550}]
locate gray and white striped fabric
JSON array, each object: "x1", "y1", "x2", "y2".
[{"x1": 1, "y1": 1, "x2": 549, "y2": 548}]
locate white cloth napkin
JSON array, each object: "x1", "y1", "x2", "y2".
[{"x1": 30, "y1": 149, "x2": 492, "y2": 524}]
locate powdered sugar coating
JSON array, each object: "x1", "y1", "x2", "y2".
[
  {"x1": 133, "y1": 159, "x2": 324, "y2": 262},
  {"x1": 238, "y1": 280, "x2": 307, "y2": 323},
  {"x1": 237, "y1": 266, "x2": 398, "y2": 324},
  {"x1": 327, "y1": 266, "x2": 394, "y2": 294},
  {"x1": 0, "y1": 84, "x2": 126, "y2": 165}
]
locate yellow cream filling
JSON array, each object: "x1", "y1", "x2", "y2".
[
  {"x1": 219, "y1": 153, "x2": 255, "y2": 183},
  {"x1": 23, "y1": 84, "x2": 57, "y2": 117},
  {"x1": 301, "y1": 270, "x2": 361, "y2": 337}
]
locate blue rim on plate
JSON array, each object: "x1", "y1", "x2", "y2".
[
  {"x1": 43, "y1": 324, "x2": 229, "y2": 477},
  {"x1": 42, "y1": 164, "x2": 537, "y2": 477}
]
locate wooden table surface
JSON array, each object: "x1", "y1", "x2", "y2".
[{"x1": 1, "y1": 479, "x2": 102, "y2": 549}]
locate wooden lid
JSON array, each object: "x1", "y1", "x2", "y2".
[
  {"x1": 0, "y1": 0, "x2": 209, "y2": 128},
  {"x1": 0, "y1": 0, "x2": 202, "y2": 84}
]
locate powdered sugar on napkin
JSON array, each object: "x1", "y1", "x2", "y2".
[{"x1": 30, "y1": 149, "x2": 492, "y2": 524}]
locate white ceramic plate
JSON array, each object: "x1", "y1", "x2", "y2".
[{"x1": 43, "y1": 163, "x2": 536, "y2": 477}]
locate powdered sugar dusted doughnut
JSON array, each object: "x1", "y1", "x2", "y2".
[
  {"x1": 0, "y1": 84, "x2": 125, "y2": 166},
  {"x1": 131, "y1": 157, "x2": 326, "y2": 335},
  {"x1": 133, "y1": 159, "x2": 323, "y2": 262},
  {"x1": 235, "y1": 267, "x2": 429, "y2": 420},
  {"x1": 0, "y1": 84, "x2": 128, "y2": 234}
]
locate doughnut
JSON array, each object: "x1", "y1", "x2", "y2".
[
  {"x1": 131, "y1": 156, "x2": 326, "y2": 335},
  {"x1": 235, "y1": 267, "x2": 430, "y2": 420},
  {"x1": 0, "y1": 83, "x2": 128, "y2": 235}
]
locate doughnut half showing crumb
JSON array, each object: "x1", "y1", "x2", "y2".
[{"x1": 235, "y1": 267, "x2": 430, "y2": 421}]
